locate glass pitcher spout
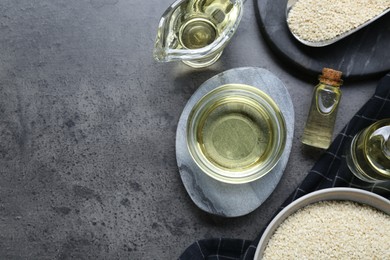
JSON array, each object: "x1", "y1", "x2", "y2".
[{"x1": 153, "y1": 0, "x2": 243, "y2": 68}]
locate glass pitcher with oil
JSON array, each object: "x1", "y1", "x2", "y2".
[
  {"x1": 346, "y1": 119, "x2": 390, "y2": 183},
  {"x1": 153, "y1": 0, "x2": 243, "y2": 68}
]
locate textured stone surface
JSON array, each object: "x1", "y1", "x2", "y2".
[
  {"x1": 176, "y1": 67, "x2": 294, "y2": 217},
  {"x1": 0, "y1": 0, "x2": 378, "y2": 259}
]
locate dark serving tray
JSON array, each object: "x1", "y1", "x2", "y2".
[{"x1": 254, "y1": 0, "x2": 390, "y2": 79}]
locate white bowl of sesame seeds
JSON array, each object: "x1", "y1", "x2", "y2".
[{"x1": 254, "y1": 187, "x2": 390, "y2": 259}]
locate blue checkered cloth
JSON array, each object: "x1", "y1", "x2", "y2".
[{"x1": 179, "y1": 72, "x2": 390, "y2": 260}]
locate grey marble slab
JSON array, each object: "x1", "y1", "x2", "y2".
[{"x1": 176, "y1": 67, "x2": 295, "y2": 217}]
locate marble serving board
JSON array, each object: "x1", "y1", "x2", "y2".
[
  {"x1": 255, "y1": 0, "x2": 390, "y2": 79},
  {"x1": 175, "y1": 67, "x2": 294, "y2": 217}
]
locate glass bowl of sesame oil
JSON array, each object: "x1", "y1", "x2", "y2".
[
  {"x1": 153, "y1": 0, "x2": 243, "y2": 68},
  {"x1": 186, "y1": 84, "x2": 286, "y2": 184}
]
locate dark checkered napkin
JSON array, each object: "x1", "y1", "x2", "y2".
[{"x1": 179, "y1": 73, "x2": 390, "y2": 260}]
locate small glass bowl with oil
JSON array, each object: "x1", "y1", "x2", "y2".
[{"x1": 187, "y1": 84, "x2": 287, "y2": 184}]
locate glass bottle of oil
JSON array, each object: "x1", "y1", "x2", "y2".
[{"x1": 301, "y1": 68, "x2": 343, "y2": 149}]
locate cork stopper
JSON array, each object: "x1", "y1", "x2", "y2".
[{"x1": 319, "y1": 68, "x2": 343, "y2": 86}]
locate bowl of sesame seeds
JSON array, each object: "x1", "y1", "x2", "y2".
[
  {"x1": 254, "y1": 187, "x2": 390, "y2": 259},
  {"x1": 286, "y1": 0, "x2": 390, "y2": 46}
]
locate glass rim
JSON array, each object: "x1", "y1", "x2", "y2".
[{"x1": 186, "y1": 83, "x2": 287, "y2": 184}]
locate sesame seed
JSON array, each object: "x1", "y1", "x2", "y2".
[{"x1": 263, "y1": 200, "x2": 390, "y2": 259}]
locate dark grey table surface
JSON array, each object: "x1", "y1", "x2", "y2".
[{"x1": 0, "y1": 0, "x2": 380, "y2": 259}]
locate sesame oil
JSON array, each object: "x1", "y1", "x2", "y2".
[
  {"x1": 197, "y1": 96, "x2": 274, "y2": 171},
  {"x1": 177, "y1": 0, "x2": 239, "y2": 50},
  {"x1": 301, "y1": 68, "x2": 343, "y2": 149},
  {"x1": 346, "y1": 119, "x2": 390, "y2": 182}
]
